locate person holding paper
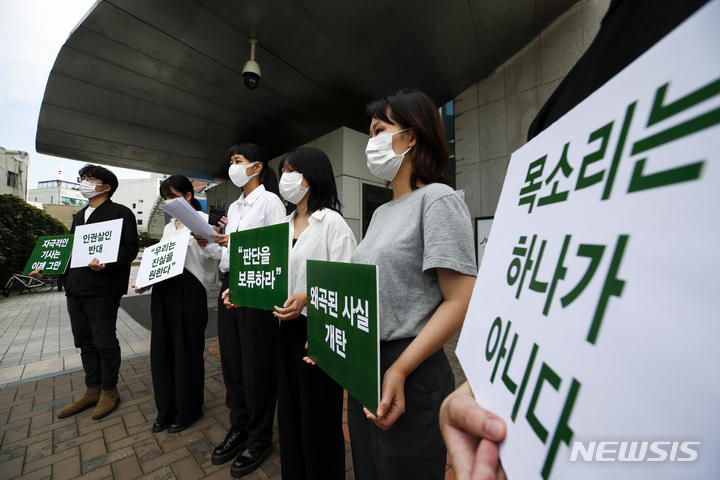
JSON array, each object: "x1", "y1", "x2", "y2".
[
  {"x1": 269, "y1": 147, "x2": 357, "y2": 480},
  {"x1": 58, "y1": 164, "x2": 138, "y2": 420},
  {"x1": 132, "y1": 175, "x2": 220, "y2": 434},
  {"x1": 348, "y1": 89, "x2": 477, "y2": 480},
  {"x1": 195, "y1": 143, "x2": 286, "y2": 477}
]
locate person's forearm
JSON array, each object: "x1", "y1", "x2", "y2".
[
  {"x1": 391, "y1": 271, "x2": 475, "y2": 378},
  {"x1": 390, "y1": 297, "x2": 467, "y2": 378}
]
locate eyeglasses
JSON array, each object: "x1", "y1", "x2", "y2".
[{"x1": 82, "y1": 177, "x2": 109, "y2": 185}]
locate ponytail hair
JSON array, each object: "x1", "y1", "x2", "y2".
[
  {"x1": 228, "y1": 143, "x2": 280, "y2": 196},
  {"x1": 160, "y1": 174, "x2": 202, "y2": 211}
]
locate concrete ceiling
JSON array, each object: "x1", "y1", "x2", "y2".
[{"x1": 36, "y1": 0, "x2": 577, "y2": 180}]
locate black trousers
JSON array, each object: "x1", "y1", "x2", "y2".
[
  {"x1": 218, "y1": 274, "x2": 278, "y2": 449},
  {"x1": 277, "y1": 314, "x2": 345, "y2": 480},
  {"x1": 150, "y1": 270, "x2": 208, "y2": 425},
  {"x1": 66, "y1": 293, "x2": 122, "y2": 390},
  {"x1": 348, "y1": 338, "x2": 454, "y2": 480}
]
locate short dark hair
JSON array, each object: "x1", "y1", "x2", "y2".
[
  {"x1": 78, "y1": 164, "x2": 118, "y2": 197},
  {"x1": 278, "y1": 147, "x2": 341, "y2": 214},
  {"x1": 228, "y1": 143, "x2": 280, "y2": 196},
  {"x1": 365, "y1": 89, "x2": 449, "y2": 190},
  {"x1": 160, "y1": 175, "x2": 202, "y2": 211}
]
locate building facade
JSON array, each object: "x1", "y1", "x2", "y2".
[
  {"x1": 28, "y1": 179, "x2": 88, "y2": 207},
  {"x1": 206, "y1": 0, "x2": 611, "y2": 243},
  {"x1": 1, "y1": 147, "x2": 30, "y2": 200},
  {"x1": 111, "y1": 175, "x2": 165, "y2": 233}
]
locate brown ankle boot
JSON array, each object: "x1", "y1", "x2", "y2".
[
  {"x1": 57, "y1": 386, "x2": 102, "y2": 419},
  {"x1": 91, "y1": 387, "x2": 120, "y2": 420}
]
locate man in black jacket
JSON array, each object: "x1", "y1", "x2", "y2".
[{"x1": 58, "y1": 165, "x2": 139, "y2": 420}]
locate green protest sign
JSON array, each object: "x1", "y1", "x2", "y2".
[
  {"x1": 23, "y1": 235, "x2": 74, "y2": 275},
  {"x1": 306, "y1": 260, "x2": 379, "y2": 416},
  {"x1": 229, "y1": 222, "x2": 289, "y2": 310}
]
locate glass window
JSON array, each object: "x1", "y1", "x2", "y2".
[
  {"x1": 362, "y1": 183, "x2": 393, "y2": 237},
  {"x1": 6, "y1": 172, "x2": 16, "y2": 188},
  {"x1": 441, "y1": 100, "x2": 455, "y2": 189},
  {"x1": 61, "y1": 196, "x2": 89, "y2": 206},
  {"x1": 137, "y1": 219, "x2": 143, "y2": 225}
]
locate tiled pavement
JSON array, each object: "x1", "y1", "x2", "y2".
[
  {"x1": 0, "y1": 289, "x2": 151, "y2": 387},
  {"x1": 0, "y1": 284, "x2": 467, "y2": 480}
]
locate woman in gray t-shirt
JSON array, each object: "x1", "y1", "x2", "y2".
[{"x1": 349, "y1": 89, "x2": 478, "y2": 480}]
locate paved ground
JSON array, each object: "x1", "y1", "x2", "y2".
[
  {"x1": 0, "y1": 289, "x2": 151, "y2": 388},
  {"x1": 0, "y1": 269, "x2": 467, "y2": 479}
]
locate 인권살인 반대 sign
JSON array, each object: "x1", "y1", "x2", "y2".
[
  {"x1": 134, "y1": 232, "x2": 190, "y2": 288},
  {"x1": 70, "y1": 219, "x2": 123, "y2": 268},
  {"x1": 23, "y1": 235, "x2": 74, "y2": 275},
  {"x1": 306, "y1": 260, "x2": 380, "y2": 416},
  {"x1": 228, "y1": 222, "x2": 290, "y2": 310},
  {"x1": 456, "y1": 2, "x2": 720, "y2": 480}
]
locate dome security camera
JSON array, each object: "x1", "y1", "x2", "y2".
[
  {"x1": 243, "y1": 38, "x2": 261, "y2": 90},
  {"x1": 242, "y1": 60, "x2": 261, "y2": 90}
]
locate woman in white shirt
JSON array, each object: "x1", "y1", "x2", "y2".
[
  {"x1": 201, "y1": 143, "x2": 286, "y2": 478},
  {"x1": 272, "y1": 147, "x2": 357, "y2": 480},
  {"x1": 132, "y1": 175, "x2": 219, "y2": 434}
]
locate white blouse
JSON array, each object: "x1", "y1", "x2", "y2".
[
  {"x1": 287, "y1": 208, "x2": 357, "y2": 316},
  {"x1": 218, "y1": 185, "x2": 286, "y2": 273},
  {"x1": 160, "y1": 211, "x2": 220, "y2": 294}
]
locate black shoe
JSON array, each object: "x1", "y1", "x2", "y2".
[
  {"x1": 230, "y1": 445, "x2": 272, "y2": 478},
  {"x1": 151, "y1": 419, "x2": 171, "y2": 433},
  {"x1": 212, "y1": 426, "x2": 248, "y2": 465},
  {"x1": 167, "y1": 412, "x2": 202, "y2": 434}
]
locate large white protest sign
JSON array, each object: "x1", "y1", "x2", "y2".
[
  {"x1": 70, "y1": 219, "x2": 123, "y2": 268},
  {"x1": 135, "y1": 232, "x2": 190, "y2": 288},
  {"x1": 161, "y1": 198, "x2": 219, "y2": 244},
  {"x1": 456, "y1": 2, "x2": 720, "y2": 480}
]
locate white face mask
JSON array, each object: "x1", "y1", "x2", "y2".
[
  {"x1": 279, "y1": 172, "x2": 309, "y2": 204},
  {"x1": 229, "y1": 161, "x2": 260, "y2": 188},
  {"x1": 79, "y1": 180, "x2": 106, "y2": 199},
  {"x1": 365, "y1": 128, "x2": 411, "y2": 181}
]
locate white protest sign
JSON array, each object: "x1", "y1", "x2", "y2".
[
  {"x1": 160, "y1": 198, "x2": 219, "y2": 244},
  {"x1": 70, "y1": 218, "x2": 124, "y2": 268},
  {"x1": 135, "y1": 232, "x2": 190, "y2": 288},
  {"x1": 456, "y1": 2, "x2": 720, "y2": 480}
]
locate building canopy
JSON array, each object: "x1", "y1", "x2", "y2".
[{"x1": 36, "y1": 0, "x2": 576, "y2": 180}]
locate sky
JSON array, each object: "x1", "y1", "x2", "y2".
[{"x1": 0, "y1": 0, "x2": 150, "y2": 189}]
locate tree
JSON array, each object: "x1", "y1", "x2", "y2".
[{"x1": 0, "y1": 194, "x2": 69, "y2": 286}]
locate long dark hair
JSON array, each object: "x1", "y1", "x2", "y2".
[
  {"x1": 278, "y1": 147, "x2": 341, "y2": 214},
  {"x1": 365, "y1": 89, "x2": 449, "y2": 190},
  {"x1": 228, "y1": 143, "x2": 280, "y2": 196},
  {"x1": 160, "y1": 175, "x2": 202, "y2": 211}
]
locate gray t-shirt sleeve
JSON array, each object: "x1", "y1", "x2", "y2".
[{"x1": 421, "y1": 193, "x2": 478, "y2": 279}]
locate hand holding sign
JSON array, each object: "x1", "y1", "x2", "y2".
[
  {"x1": 273, "y1": 293, "x2": 307, "y2": 320},
  {"x1": 363, "y1": 366, "x2": 405, "y2": 430},
  {"x1": 440, "y1": 381, "x2": 508, "y2": 480},
  {"x1": 88, "y1": 258, "x2": 105, "y2": 271}
]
